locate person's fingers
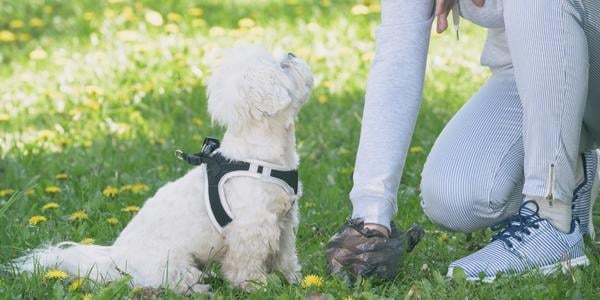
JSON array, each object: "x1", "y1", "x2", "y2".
[
  {"x1": 472, "y1": 0, "x2": 485, "y2": 7},
  {"x1": 436, "y1": 9, "x2": 450, "y2": 33}
]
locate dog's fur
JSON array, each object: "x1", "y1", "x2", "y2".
[{"x1": 13, "y1": 46, "x2": 313, "y2": 294}]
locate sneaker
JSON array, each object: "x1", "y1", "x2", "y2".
[
  {"x1": 447, "y1": 201, "x2": 589, "y2": 282},
  {"x1": 572, "y1": 149, "x2": 600, "y2": 239}
]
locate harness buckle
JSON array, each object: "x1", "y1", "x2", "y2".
[{"x1": 174, "y1": 149, "x2": 185, "y2": 161}]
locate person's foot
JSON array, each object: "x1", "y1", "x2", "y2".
[
  {"x1": 447, "y1": 200, "x2": 589, "y2": 282},
  {"x1": 572, "y1": 149, "x2": 600, "y2": 239}
]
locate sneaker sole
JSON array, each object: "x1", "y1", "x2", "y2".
[
  {"x1": 448, "y1": 255, "x2": 590, "y2": 283},
  {"x1": 589, "y1": 149, "x2": 600, "y2": 240}
]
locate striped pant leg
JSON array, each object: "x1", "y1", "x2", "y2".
[
  {"x1": 420, "y1": 69, "x2": 524, "y2": 233},
  {"x1": 583, "y1": 0, "x2": 600, "y2": 146},
  {"x1": 503, "y1": 0, "x2": 589, "y2": 203}
]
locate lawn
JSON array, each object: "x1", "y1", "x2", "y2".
[{"x1": 0, "y1": 0, "x2": 598, "y2": 299}]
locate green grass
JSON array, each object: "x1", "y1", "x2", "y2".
[{"x1": 0, "y1": 0, "x2": 598, "y2": 299}]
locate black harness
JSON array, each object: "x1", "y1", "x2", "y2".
[{"x1": 176, "y1": 137, "x2": 299, "y2": 231}]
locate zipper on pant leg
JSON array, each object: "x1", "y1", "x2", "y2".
[{"x1": 545, "y1": 163, "x2": 556, "y2": 207}]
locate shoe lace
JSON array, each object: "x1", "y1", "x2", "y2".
[{"x1": 491, "y1": 200, "x2": 543, "y2": 248}]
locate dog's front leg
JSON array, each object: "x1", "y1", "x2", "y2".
[
  {"x1": 273, "y1": 202, "x2": 301, "y2": 284},
  {"x1": 221, "y1": 213, "x2": 281, "y2": 291}
]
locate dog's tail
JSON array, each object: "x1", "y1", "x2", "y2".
[{"x1": 11, "y1": 242, "x2": 121, "y2": 281}]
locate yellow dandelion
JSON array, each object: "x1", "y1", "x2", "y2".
[
  {"x1": 106, "y1": 217, "x2": 119, "y2": 225},
  {"x1": 0, "y1": 189, "x2": 15, "y2": 197},
  {"x1": 145, "y1": 10, "x2": 164, "y2": 26},
  {"x1": 55, "y1": 173, "x2": 68, "y2": 180},
  {"x1": 191, "y1": 18, "x2": 206, "y2": 28},
  {"x1": 0, "y1": 30, "x2": 16, "y2": 43},
  {"x1": 318, "y1": 95, "x2": 328, "y2": 104},
  {"x1": 238, "y1": 18, "x2": 255, "y2": 28},
  {"x1": 301, "y1": 274, "x2": 323, "y2": 288},
  {"x1": 42, "y1": 202, "x2": 60, "y2": 210},
  {"x1": 18, "y1": 33, "x2": 32, "y2": 42},
  {"x1": 351, "y1": 4, "x2": 370, "y2": 16},
  {"x1": 37, "y1": 129, "x2": 56, "y2": 140},
  {"x1": 82, "y1": 140, "x2": 93, "y2": 148},
  {"x1": 29, "y1": 215, "x2": 47, "y2": 225},
  {"x1": 30, "y1": 18, "x2": 46, "y2": 27},
  {"x1": 121, "y1": 205, "x2": 140, "y2": 213},
  {"x1": 45, "y1": 186, "x2": 61, "y2": 194},
  {"x1": 321, "y1": 0, "x2": 331, "y2": 7},
  {"x1": 192, "y1": 134, "x2": 203, "y2": 142},
  {"x1": 24, "y1": 189, "x2": 35, "y2": 196},
  {"x1": 29, "y1": 48, "x2": 48, "y2": 60},
  {"x1": 80, "y1": 238, "x2": 95, "y2": 245},
  {"x1": 45, "y1": 269, "x2": 68, "y2": 280},
  {"x1": 208, "y1": 26, "x2": 226, "y2": 37},
  {"x1": 102, "y1": 186, "x2": 119, "y2": 198},
  {"x1": 70, "y1": 210, "x2": 88, "y2": 221},
  {"x1": 43, "y1": 5, "x2": 53, "y2": 14},
  {"x1": 69, "y1": 278, "x2": 84, "y2": 291},
  {"x1": 0, "y1": 113, "x2": 9, "y2": 122},
  {"x1": 83, "y1": 294, "x2": 93, "y2": 300},
  {"x1": 132, "y1": 183, "x2": 149, "y2": 194},
  {"x1": 83, "y1": 12, "x2": 95, "y2": 21},
  {"x1": 409, "y1": 146, "x2": 424, "y2": 153},
  {"x1": 192, "y1": 118, "x2": 204, "y2": 126},
  {"x1": 189, "y1": 7, "x2": 204, "y2": 17},
  {"x1": 167, "y1": 12, "x2": 182, "y2": 22},
  {"x1": 9, "y1": 20, "x2": 24, "y2": 29},
  {"x1": 120, "y1": 184, "x2": 134, "y2": 192},
  {"x1": 369, "y1": 3, "x2": 381, "y2": 13},
  {"x1": 343, "y1": 297, "x2": 354, "y2": 300},
  {"x1": 165, "y1": 23, "x2": 179, "y2": 33}
]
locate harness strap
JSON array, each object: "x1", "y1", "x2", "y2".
[{"x1": 176, "y1": 137, "x2": 299, "y2": 230}]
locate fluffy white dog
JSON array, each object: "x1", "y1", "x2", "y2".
[{"x1": 13, "y1": 46, "x2": 313, "y2": 294}]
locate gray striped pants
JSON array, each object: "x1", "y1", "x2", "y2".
[{"x1": 421, "y1": 0, "x2": 600, "y2": 233}]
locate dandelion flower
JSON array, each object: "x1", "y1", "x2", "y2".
[
  {"x1": 45, "y1": 186, "x2": 61, "y2": 194},
  {"x1": 167, "y1": 12, "x2": 182, "y2": 22},
  {"x1": 24, "y1": 189, "x2": 35, "y2": 196},
  {"x1": 301, "y1": 274, "x2": 323, "y2": 288},
  {"x1": 70, "y1": 210, "x2": 88, "y2": 221},
  {"x1": 45, "y1": 269, "x2": 68, "y2": 280},
  {"x1": 132, "y1": 183, "x2": 149, "y2": 194},
  {"x1": 192, "y1": 118, "x2": 204, "y2": 126},
  {"x1": 80, "y1": 238, "x2": 95, "y2": 245},
  {"x1": 189, "y1": 7, "x2": 204, "y2": 17},
  {"x1": 30, "y1": 18, "x2": 46, "y2": 27},
  {"x1": 0, "y1": 189, "x2": 15, "y2": 197},
  {"x1": 9, "y1": 20, "x2": 24, "y2": 29},
  {"x1": 121, "y1": 205, "x2": 140, "y2": 213},
  {"x1": 0, "y1": 30, "x2": 16, "y2": 43},
  {"x1": 102, "y1": 186, "x2": 119, "y2": 198},
  {"x1": 208, "y1": 26, "x2": 226, "y2": 37},
  {"x1": 318, "y1": 95, "x2": 328, "y2": 104},
  {"x1": 120, "y1": 184, "x2": 134, "y2": 192},
  {"x1": 29, "y1": 215, "x2": 47, "y2": 225},
  {"x1": 82, "y1": 140, "x2": 93, "y2": 148},
  {"x1": 145, "y1": 10, "x2": 164, "y2": 26},
  {"x1": 106, "y1": 217, "x2": 119, "y2": 225},
  {"x1": 83, "y1": 294, "x2": 92, "y2": 300},
  {"x1": 37, "y1": 130, "x2": 56, "y2": 140},
  {"x1": 351, "y1": 4, "x2": 370, "y2": 15},
  {"x1": 165, "y1": 23, "x2": 179, "y2": 33},
  {"x1": 42, "y1": 202, "x2": 60, "y2": 210},
  {"x1": 69, "y1": 278, "x2": 84, "y2": 291},
  {"x1": 55, "y1": 173, "x2": 68, "y2": 180},
  {"x1": 238, "y1": 18, "x2": 255, "y2": 28},
  {"x1": 29, "y1": 48, "x2": 48, "y2": 60},
  {"x1": 18, "y1": 33, "x2": 32, "y2": 42},
  {"x1": 409, "y1": 146, "x2": 424, "y2": 153},
  {"x1": 192, "y1": 18, "x2": 206, "y2": 28}
]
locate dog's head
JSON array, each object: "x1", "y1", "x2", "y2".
[{"x1": 207, "y1": 46, "x2": 313, "y2": 131}]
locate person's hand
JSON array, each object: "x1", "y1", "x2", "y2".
[
  {"x1": 436, "y1": 0, "x2": 485, "y2": 33},
  {"x1": 326, "y1": 219, "x2": 425, "y2": 280}
]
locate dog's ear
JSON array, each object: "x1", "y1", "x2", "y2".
[{"x1": 242, "y1": 62, "x2": 292, "y2": 121}]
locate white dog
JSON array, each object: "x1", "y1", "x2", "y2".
[{"x1": 13, "y1": 46, "x2": 313, "y2": 294}]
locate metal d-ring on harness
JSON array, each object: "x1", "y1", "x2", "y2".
[{"x1": 175, "y1": 137, "x2": 299, "y2": 232}]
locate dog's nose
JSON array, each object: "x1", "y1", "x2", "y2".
[{"x1": 287, "y1": 52, "x2": 295, "y2": 59}]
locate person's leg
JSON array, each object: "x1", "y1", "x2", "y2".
[
  {"x1": 445, "y1": 0, "x2": 592, "y2": 281},
  {"x1": 504, "y1": 0, "x2": 589, "y2": 233},
  {"x1": 421, "y1": 69, "x2": 524, "y2": 233}
]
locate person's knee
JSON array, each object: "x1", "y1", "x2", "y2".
[{"x1": 420, "y1": 160, "x2": 488, "y2": 233}]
